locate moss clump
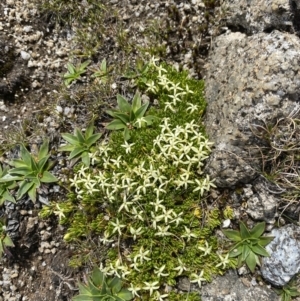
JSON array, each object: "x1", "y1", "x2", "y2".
[{"x1": 40, "y1": 59, "x2": 236, "y2": 300}]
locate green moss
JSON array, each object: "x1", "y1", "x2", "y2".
[{"x1": 42, "y1": 60, "x2": 235, "y2": 300}]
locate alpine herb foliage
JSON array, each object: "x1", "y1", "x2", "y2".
[
  {"x1": 223, "y1": 221, "x2": 274, "y2": 272},
  {"x1": 73, "y1": 267, "x2": 133, "y2": 301},
  {"x1": 59, "y1": 123, "x2": 102, "y2": 167},
  {"x1": 0, "y1": 164, "x2": 17, "y2": 205},
  {"x1": 106, "y1": 91, "x2": 157, "y2": 141},
  {"x1": 274, "y1": 280, "x2": 300, "y2": 301},
  {"x1": 0, "y1": 218, "x2": 14, "y2": 258},
  {"x1": 0, "y1": 140, "x2": 58, "y2": 203},
  {"x1": 63, "y1": 60, "x2": 91, "y2": 86},
  {"x1": 42, "y1": 58, "x2": 236, "y2": 301}
]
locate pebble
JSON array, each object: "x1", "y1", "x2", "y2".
[
  {"x1": 20, "y1": 50, "x2": 30, "y2": 60},
  {"x1": 56, "y1": 105, "x2": 63, "y2": 113},
  {"x1": 23, "y1": 25, "x2": 32, "y2": 32}
]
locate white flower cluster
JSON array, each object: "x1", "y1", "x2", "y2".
[
  {"x1": 147, "y1": 57, "x2": 196, "y2": 115},
  {"x1": 68, "y1": 118, "x2": 216, "y2": 295},
  {"x1": 67, "y1": 59, "x2": 220, "y2": 300}
]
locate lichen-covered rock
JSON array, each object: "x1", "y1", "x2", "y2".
[
  {"x1": 204, "y1": 30, "x2": 300, "y2": 187},
  {"x1": 222, "y1": 0, "x2": 299, "y2": 34},
  {"x1": 201, "y1": 269, "x2": 279, "y2": 301},
  {"x1": 261, "y1": 224, "x2": 300, "y2": 286}
]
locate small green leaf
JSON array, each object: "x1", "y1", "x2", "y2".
[
  {"x1": 143, "y1": 115, "x2": 157, "y2": 125},
  {"x1": 67, "y1": 63, "x2": 76, "y2": 74},
  {"x1": 245, "y1": 251, "x2": 257, "y2": 272},
  {"x1": 113, "y1": 113, "x2": 131, "y2": 125},
  {"x1": 7, "y1": 181, "x2": 17, "y2": 189},
  {"x1": 11, "y1": 159, "x2": 27, "y2": 168},
  {"x1": 106, "y1": 110, "x2": 117, "y2": 117},
  {"x1": 64, "y1": 78, "x2": 75, "y2": 86},
  {"x1": 8, "y1": 167, "x2": 32, "y2": 176},
  {"x1": 241, "y1": 245, "x2": 250, "y2": 261},
  {"x1": 61, "y1": 133, "x2": 81, "y2": 146},
  {"x1": 239, "y1": 222, "x2": 251, "y2": 239},
  {"x1": 72, "y1": 295, "x2": 93, "y2": 301},
  {"x1": 287, "y1": 287, "x2": 300, "y2": 297},
  {"x1": 91, "y1": 268, "x2": 105, "y2": 287},
  {"x1": 81, "y1": 152, "x2": 90, "y2": 167},
  {"x1": 223, "y1": 229, "x2": 241, "y2": 242},
  {"x1": 135, "y1": 102, "x2": 149, "y2": 119},
  {"x1": 116, "y1": 290, "x2": 133, "y2": 301},
  {"x1": 0, "y1": 174, "x2": 23, "y2": 182},
  {"x1": 123, "y1": 128, "x2": 131, "y2": 141},
  {"x1": 37, "y1": 156, "x2": 51, "y2": 172},
  {"x1": 38, "y1": 139, "x2": 50, "y2": 161},
  {"x1": 229, "y1": 244, "x2": 243, "y2": 257},
  {"x1": 117, "y1": 95, "x2": 131, "y2": 113},
  {"x1": 79, "y1": 60, "x2": 91, "y2": 72},
  {"x1": 106, "y1": 120, "x2": 127, "y2": 130},
  {"x1": 250, "y1": 244, "x2": 270, "y2": 257},
  {"x1": 140, "y1": 61, "x2": 149, "y2": 74},
  {"x1": 75, "y1": 129, "x2": 85, "y2": 144},
  {"x1": 129, "y1": 109, "x2": 136, "y2": 123},
  {"x1": 3, "y1": 235, "x2": 14, "y2": 247},
  {"x1": 0, "y1": 240, "x2": 3, "y2": 256},
  {"x1": 17, "y1": 181, "x2": 35, "y2": 200},
  {"x1": 40, "y1": 171, "x2": 58, "y2": 183},
  {"x1": 101, "y1": 58, "x2": 107, "y2": 71},
  {"x1": 108, "y1": 277, "x2": 122, "y2": 294},
  {"x1": 77, "y1": 283, "x2": 92, "y2": 295},
  {"x1": 58, "y1": 145, "x2": 76, "y2": 152},
  {"x1": 249, "y1": 222, "x2": 266, "y2": 238},
  {"x1": 85, "y1": 123, "x2": 95, "y2": 139},
  {"x1": 2, "y1": 191, "x2": 15, "y2": 203},
  {"x1": 20, "y1": 145, "x2": 33, "y2": 167},
  {"x1": 258, "y1": 236, "x2": 274, "y2": 247},
  {"x1": 131, "y1": 91, "x2": 142, "y2": 113},
  {"x1": 86, "y1": 133, "x2": 102, "y2": 148},
  {"x1": 28, "y1": 184, "x2": 37, "y2": 203},
  {"x1": 69, "y1": 148, "x2": 85, "y2": 160}
]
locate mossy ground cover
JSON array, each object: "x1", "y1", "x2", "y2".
[{"x1": 40, "y1": 60, "x2": 236, "y2": 300}]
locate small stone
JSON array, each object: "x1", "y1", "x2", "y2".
[
  {"x1": 32, "y1": 80, "x2": 41, "y2": 88},
  {"x1": 222, "y1": 219, "x2": 231, "y2": 228},
  {"x1": 63, "y1": 107, "x2": 71, "y2": 116},
  {"x1": 56, "y1": 106, "x2": 63, "y2": 113},
  {"x1": 23, "y1": 26, "x2": 32, "y2": 32},
  {"x1": 10, "y1": 273, "x2": 19, "y2": 278},
  {"x1": 20, "y1": 50, "x2": 30, "y2": 60}
]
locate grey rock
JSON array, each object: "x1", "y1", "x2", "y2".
[
  {"x1": 201, "y1": 269, "x2": 279, "y2": 301},
  {"x1": 204, "y1": 30, "x2": 300, "y2": 187},
  {"x1": 244, "y1": 176, "x2": 279, "y2": 225},
  {"x1": 261, "y1": 224, "x2": 300, "y2": 286},
  {"x1": 222, "y1": 0, "x2": 298, "y2": 34}
]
